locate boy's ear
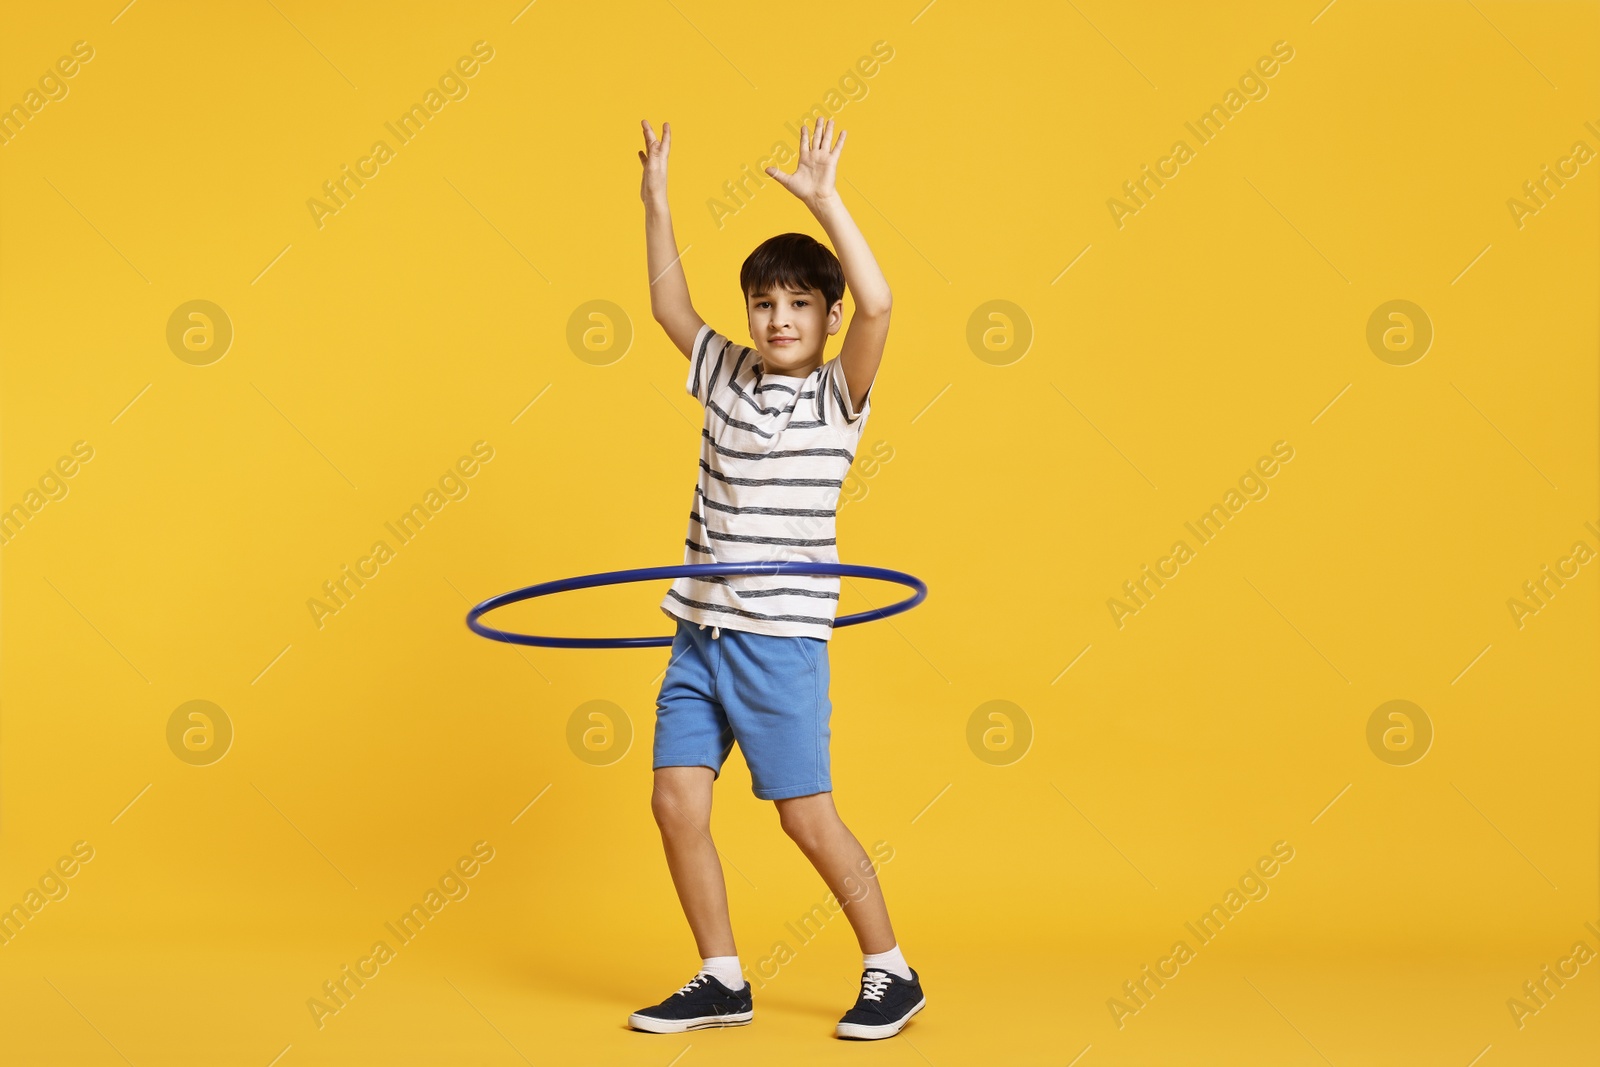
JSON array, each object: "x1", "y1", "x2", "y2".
[{"x1": 827, "y1": 300, "x2": 844, "y2": 335}]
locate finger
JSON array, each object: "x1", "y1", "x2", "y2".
[
  {"x1": 662, "y1": 121, "x2": 671, "y2": 152},
  {"x1": 642, "y1": 119, "x2": 657, "y2": 148},
  {"x1": 798, "y1": 123, "x2": 810, "y2": 157},
  {"x1": 765, "y1": 167, "x2": 790, "y2": 189},
  {"x1": 822, "y1": 118, "x2": 833, "y2": 151},
  {"x1": 834, "y1": 128, "x2": 847, "y2": 156},
  {"x1": 639, "y1": 149, "x2": 646, "y2": 165}
]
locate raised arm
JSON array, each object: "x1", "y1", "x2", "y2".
[
  {"x1": 639, "y1": 120, "x2": 704, "y2": 359},
  {"x1": 765, "y1": 118, "x2": 891, "y2": 413}
]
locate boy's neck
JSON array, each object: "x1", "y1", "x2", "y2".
[{"x1": 759, "y1": 357, "x2": 819, "y2": 379}]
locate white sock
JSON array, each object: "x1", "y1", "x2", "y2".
[
  {"x1": 862, "y1": 943, "x2": 912, "y2": 981},
  {"x1": 699, "y1": 955, "x2": 746, "y2": 990}
]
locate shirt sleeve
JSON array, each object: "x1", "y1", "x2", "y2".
[
  {"x1": 819, "y1": 355, "x2": 872, "y2": 426},
  {"x1": 685, "y1": 324, "x2": 753, "y2": 408}
]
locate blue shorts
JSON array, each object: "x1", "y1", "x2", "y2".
[{"x1": 652, "y1": 617, "x2": 832, "y2": 800}]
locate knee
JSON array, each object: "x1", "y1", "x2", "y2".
[
  {"x1": 778, "y1": 806, "x2": 832, "y2": 853},
  {"x1": 652, "y1": 785, "x2": 709, "y2": 835}
]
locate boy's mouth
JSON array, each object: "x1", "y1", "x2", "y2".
[{"x1": 768, "y1": 336, "x2": 798, "y2": 347}]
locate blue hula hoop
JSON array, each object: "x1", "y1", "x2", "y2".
[{"x1": 466, "y1": 562, "x2": 927, "y2": 649}]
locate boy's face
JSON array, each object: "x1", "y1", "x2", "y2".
[{"x1": 745, "y1": 284, "x2": 843, "y2": 376}]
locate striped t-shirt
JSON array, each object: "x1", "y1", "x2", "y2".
[{"x1": 660, "y1": 323, "x2": 873, "y2": 641}]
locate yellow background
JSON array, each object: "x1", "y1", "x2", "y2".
[{"x1": 2, "y1": 1, "x2": 1596, "y2": 1063}]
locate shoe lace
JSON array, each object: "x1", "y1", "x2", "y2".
[
  {"x1": 676, "y1": 972, "x2": 713, "y2": 996},
  {"x1": 860, "y1": 970, "x2": 893, "y2": 1002}
]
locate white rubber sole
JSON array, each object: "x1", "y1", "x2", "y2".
[
  {"x1": 628, "y1": 1009, "x2": 753, "y2": 1034},
  {"x1": 835, "y1": 996, "x2": 926, "y2": 1040}
]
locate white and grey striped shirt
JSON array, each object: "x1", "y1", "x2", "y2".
[{"x1": 660, "y1": 323, "x2": 872, "y2": 640}]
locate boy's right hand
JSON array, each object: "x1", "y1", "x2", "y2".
[{"x1": 638, "y1": 120, "x2": 670, "y2": 205}]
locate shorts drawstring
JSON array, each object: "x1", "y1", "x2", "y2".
[{"x1": 699, "y1": 622, "x2": 721, "y2": 640}]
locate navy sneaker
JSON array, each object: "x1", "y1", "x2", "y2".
[
  {"x1": 628, "y1": 972, "x2": 753, "y2": 1033},
  {"x1": 835, "y1": 967, "x2": 926, "y2": 1039}
]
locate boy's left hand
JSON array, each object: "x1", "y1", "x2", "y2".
[{"x1": 766, "y1": 118, "x2": 845, "y2": 207}]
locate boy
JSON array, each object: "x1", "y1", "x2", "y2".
[{"x1": 627, "y1": 117, "x2": 924, "y2": 1041}]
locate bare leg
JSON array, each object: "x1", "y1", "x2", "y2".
[
  {"x1": 774, "y1": 792, "x2": 896, "y2": 954},
  {"x1": 651, "y1": 766, "x2": 737, "y2": 958}
]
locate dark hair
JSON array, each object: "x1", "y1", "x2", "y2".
[{"x1": 740, "y1": 233, "x2": 844, "y2": 312}]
